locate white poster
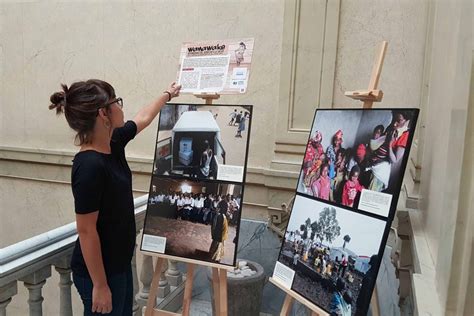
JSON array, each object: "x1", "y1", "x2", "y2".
[{"x1": 177, "y1": 38, "x2": 255, "y2": 94}]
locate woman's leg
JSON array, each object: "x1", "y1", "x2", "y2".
[
  {"x1": 73, "y1": 269, "x2": 132, "y2": 316},
  {"x1": 106, "y1": 267, "x2": 133, "y2": 315},
  {"x1": 73, "y1": 273, "x2": 96, "y2": 316}
]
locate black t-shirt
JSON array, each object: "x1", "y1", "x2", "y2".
[{"x1": 70, "y1": 120, "x2": 137, "y2": 277}]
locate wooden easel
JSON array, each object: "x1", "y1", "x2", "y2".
[
  {"x1": 345, "y1": 41, "x2": 387, "y2": 316},
  {"x1": 195, "y1": 92, "x2": 221, "y2": 105},
  {"x1": 269, "y1": 277, "x2": 327, "y2": 316},
  {"x1": 144, "y1": 92, "x2": 230, "y2": 316},
  {"x1": 144, "y1": 255, "x2": 229, "y2": 316},
  {"x1": 345, "y1": 41, "x2": 388, "y2": 109},
  {"x1": 271, "y1": 41, "x2": 388, "y2": 316}
]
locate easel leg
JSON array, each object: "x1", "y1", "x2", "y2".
[
  {"x1": 181, "y1": 263, "x2": 195, "y2": 316},
  {"x1": 145, "y1": 257, "x2": 166, "y2": 316},
  {"x1": 218, "y1": 268, "x2": 228, "y2": 316},
  {"x1": 370, "y1": 287, "x2": 380, "y2": 316},
  {"x1": 280, "y1": 294, "x2": 294, "y2": 316},
  {"x1": 212, "y1": 268, "x2": 221, "y2": 315}
]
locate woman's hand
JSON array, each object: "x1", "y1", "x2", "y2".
[
  {"x1": 166, "y1": 82, "x2": 182, "y2": 99},
  {"x1": 134, "y1": 81, "x2": 182, "y2": 135},
  {"x1": 92, "y1": 284, "x2": 112, "y2": 314}
]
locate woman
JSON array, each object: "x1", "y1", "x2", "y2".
[
  {"x1": 388, "y1": 110, "x2": 412, "y2": 164},
  {"x1": 367, "y1": 125, "x2": 391, "y2": 192},
  {"x1": 199, "y1": 140, "x2": 213, "y2": 178},
  {"x1": 49, "y1": 79, "x2": 180, "y2": 315},
  {"x1": 235, "y1": 111, "x2": 249, "y2": 137},
  {"x1": 311, "y1": 163, "x2": 331, "y2": 200},
  {"x1": 235, "y1": 41, "x2": 246, "y2": 66},
  {"x1": 302, "y1": 131, "x2": 324, "y2": 189},
  {"x1": 331, "y1": 149, "x2": 346, "y2": 202},
  {"x1": 330, "y1": 279, "x2": 346, "y2": 316},
  {"x1": 209, "y1": 196, "x2": 229, "y2": 262},
  {"x1": 342, "y1": 165, "x2": 364, "y2": 207}
]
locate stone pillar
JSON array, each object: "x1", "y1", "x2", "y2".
[
  {"x1": 157, "y1": 260, "x2": 170, "y2": 298},
  {"x1": 0, "y1": 281, "x2": 17, "y2": 316},
  {"x1": 20, "y1": 265, "x2": 51, "y2": 316},
  {"x1": 165, "y1": 260, "x2": 182, "y2": 286},
  {"x1": 55, "y1": 267, "x2": 73, "y2": 316},
  {"x1": 136, "y1": 253, "x2": 154, "y2": 314},
  {"x1": 54, "y1": 256, "x2": 73, "y2": 316}
]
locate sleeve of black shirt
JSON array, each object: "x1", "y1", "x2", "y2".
[
  {"x1": 112, "y1": 120, "x2": 137, "y2": 148},
  {"x1": 72, "y1": 156, "x2": 105, "y2": 214}
]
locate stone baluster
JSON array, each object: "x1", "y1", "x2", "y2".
[
  {"x1": 157, "y1": 260, "x2": 169, "y2": 298},
  {"x1": 54, "y1": 256, "x2": 73, "y2": 316},
  {"x1": 136, "y1": 253, "x2": 154, "y2": 314},
  {"x1": 20, "y1": 265, "x2": 51, "y2": 316},
  {"x1": 0, "y1": 281, "x2": 18, "y2": 316},
  {"x1": 165, "y1": 260, "x2": 182, "y2": 286}
]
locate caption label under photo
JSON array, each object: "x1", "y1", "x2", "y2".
[
  {"x1": 217, "y1": 165, "x2": 244, "y2": 182},
  {"x1": 358, "y1": 189, "x2": 393, "y2": 217},
  {"x1": 272, "y1": 261, "x2": 295, "y2": 289},
  {"x1": 142, "y1": 234, "x2": 167, "y2": 253}
]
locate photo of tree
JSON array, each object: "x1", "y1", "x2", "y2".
[{"x1": 277, "y1": 195, "x2": 386, "y2": 315}]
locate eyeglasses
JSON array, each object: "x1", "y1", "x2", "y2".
[{"x1": 97, "y1": 97, "x2": 123, "y2": 112}]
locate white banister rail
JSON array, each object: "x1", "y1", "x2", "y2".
[{"x1": 0, "y1": 194, "x2": 150, "y2": 315}]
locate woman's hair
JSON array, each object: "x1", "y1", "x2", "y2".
[
  {"x1": 336, "y1": 278, "x2": 346, "y2": 292},
  {"x1": 337, "y1": 148, "x2": 346, "y2": 159},
  {"x1": 49, "y1": 79, "x2": 116, "y2": 145},
  {"x1": 349, "y1": 165, "x2": 361, "y2": 178},
  {"x1": 343, "y1": 291, "x2": 353, "y2": 304},
  {"x1": 321, "y1": 163, "x2": 329, "y2": 172},
  {"x1": 373, "y1": 124, "x2": 385, "y2": 135},
  {"x1": 392, "y1": 110, "x2": 412, "y2": 121}
]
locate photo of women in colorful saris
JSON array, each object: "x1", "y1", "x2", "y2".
[{"x1": 298, "y1": 109, "x2": 419, "y2": 209}]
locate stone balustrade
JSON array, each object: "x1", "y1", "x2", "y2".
[{"x1": 0, "y1": 194, "x2": 186, "y2": 316}]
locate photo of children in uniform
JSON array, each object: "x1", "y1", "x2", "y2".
[
  {"x1": 154, "y1": 104, "x2": 252, "y2": 183},
  {"x1": 277, "y1": 196, "x2": 386, "y2": 315},
  {"x1": 143, "y1": 177, "x2": 242, "y2": 266},
  {"x1": 298, "y1": 109, "x2": 418, "y2": 211}
]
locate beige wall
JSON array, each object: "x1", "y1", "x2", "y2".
[
  {"x1": 0, "y1": 1, "x2": 285, "y2": 163},
  {"x1": 3, "y1": 1, "x2": 473, "y2": 314},
  {"x1": 334, "y1": 0, "x2": 429, "y2": 108},
  {"x1": 416, "y1": 0, "x2": 473, "y2": 315},
  {"x1": 0, "y1": 0, "x2": 431, "y2": 248}
]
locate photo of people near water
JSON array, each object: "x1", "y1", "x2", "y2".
[
  {"x1": 297, "y1": 109, "x2": 418, "y2": 217},
  {"x1": 153, "y1": 103, "x2": 252, "y2": 183},
  {"x1": 141, "y1": 177, "x2": 243, "y2": 266},
  {"x1": 275, "y1": 195, "x2": 387, "y2": 315}
]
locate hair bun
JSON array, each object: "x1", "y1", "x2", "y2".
[
  {"x1": 50, "y1": 91, "x2": 65, "y2": 104},
  {"x1": 49, "y1": 84, "x2": 68, "y2": 115}
]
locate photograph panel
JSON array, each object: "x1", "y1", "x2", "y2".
[
  {"x1": 154, "y1": 104, "x2": 252, "y2": 183},
  {"x1": 297, "y1": 109, "x2": 419, "y2": 217},
  {"x1": 275, "y1": 195, "x2": 387, "y2": 315},
  {"x1": 141, "y1": 177, "x2": 243, "y2": 266}
]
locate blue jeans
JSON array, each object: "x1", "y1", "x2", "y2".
[{"x1": 73, "y1": 267, "x2": 133, "y2": 316}]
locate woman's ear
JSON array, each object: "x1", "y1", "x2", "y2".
[{"x1": 98, "y1": 108, "x2": 108, "y2": 119}]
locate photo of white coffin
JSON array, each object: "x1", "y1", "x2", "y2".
[
  {"x1": 179, "y1": 150, "x2": 193, "y2": 166},
  {"x1": 172, "y1": 111, "x2": 223, "y2": 160},
  {"x1": 179, "y1": 137, "x2": 193, "y2": 153}
]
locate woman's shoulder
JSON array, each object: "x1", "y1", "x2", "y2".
[{"x1": 72, "y1": 151, "x2": 107, "y2": 172}]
